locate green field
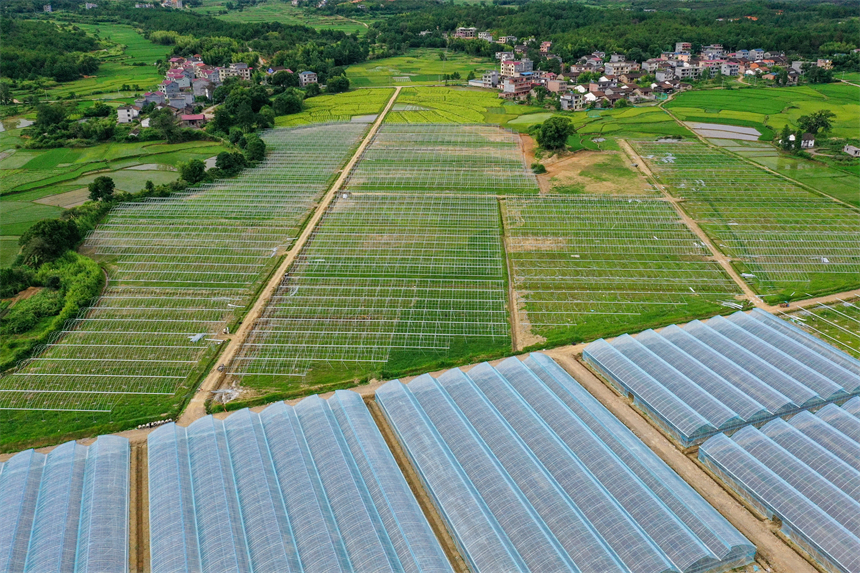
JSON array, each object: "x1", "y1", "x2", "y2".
[
  {"x1": 193, "y1": 0, "x2": 371, "y2": 33},
  {"x1": 667, "y1": 84, "x2": 860, "y2": 140},
  {"x1": 786, "y1": 299, "x2": 860, "y2": 359},
  {"x1": 0, "y1": 135, "x2": 226, "y2": 245},
  {"x1": 635, "y1": 140, "x2": 860, "y2": 302},
  {"x1": 709, "y1": 139, "x2": 860, "y2": 207},
  {"x1": 12, "y1": 23, "x2": 165, "y2": 101},
  {"x1": 386, "y1": 87, "x2": 543, "y2": 124},
  {"x1": 275, "y1": 88, "x2": 394, "y2": 126},
  {"x1": 348, "y1": 49, "x2": 497, "y2": 87}
]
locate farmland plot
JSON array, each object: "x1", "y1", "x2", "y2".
[
  {"x1": 0, "y1": 123, "x2": 367, "y2": 449},
  {"x1": 634, "y1": 141, "x2": 860, "y2": 301},
  {"x1": 504, "y1": 196, "x2": 742, "y2": 347}
]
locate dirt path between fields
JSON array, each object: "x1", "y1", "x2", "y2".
[
  {"x1": 177, "y1": 87, "x2": 403, "y2": 426},
  {"x1": 618, "y1": 138, "x2": 766, "y2": 308},
  {"x1": 543, "y1": 349, "x2": 818, "y2": 573}
]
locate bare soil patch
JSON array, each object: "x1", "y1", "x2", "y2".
[
  {"x1": 4, "y1": 286, "x2": 42, "y2": 306},
  {"x1": 34, "y1": 188, "x2": 90, "y2": 209},
  {"x1": 507, "y1": 236, "x2": 566, "y2": 253}
]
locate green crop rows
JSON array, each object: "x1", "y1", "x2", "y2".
[
  {"x1": 635, "y1": 140, "x2": 860, "y2": 302},
  {"x1": 785, "y1": 298, "x2": 860, "y2": 359},
  {"x1": 0, "y1": 123, "x2": 368, "y2": 450}
]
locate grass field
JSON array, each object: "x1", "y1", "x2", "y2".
[
  {"x1": 635, "y1": 140, "x2": 860, "y2": 302},
  {"x1": 193, "y1": 0, "x2": 371, "y2": 33},
  {"x1": 347, "y1": 49, "x2": 496, "y2": 87},
  {"x1": 385, "y1": 87, "x2": 543, "y2": 124},
  {"x1": 838, "y1": 72, "x2": 860, "y2": 84},
  {"x1": 0, "y1": 136, "x2": 226, "y2": 251},
  {"x1": 0, "y1": 124, "x2": 367, "y2": 451},
  {"x1": 709, "y1": 139, "x2": 860, "y2": 207},
  {"x1": 275, "y1": 88, "x2": 394, "y2": 126},
  {"x1": 0, "y1": 237, "x2": 20, "y2": 267},
  {"x1": 667, "y1": 84, "x2": 860, "y2": 140},
  {"x1": 785, "y1": 298, "x2": 860, "y2": 359},
  {"x1": 12, "y1": 23, "x2": 165, "y2": 101}
]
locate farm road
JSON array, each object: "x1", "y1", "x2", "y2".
[{"x1": 177, "y1": 86, "x2": 403, "y2": 425}]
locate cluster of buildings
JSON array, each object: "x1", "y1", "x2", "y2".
[
  {"x1": 469, "y1": 51, "x2": 684, "y2": 109},
  {"x1": 116, "y1": 55, "x2": 253, "y2": 127},
  {"x1": 265, "y1": 67, "x2": 319, "y2": 87},
  {"x1": 464, "y1": 38, "x2": 835, "y2": 109}
]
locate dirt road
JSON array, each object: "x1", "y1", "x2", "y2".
[{"x1": 177, "y1": 86, "x2": 403, "y2": 426}]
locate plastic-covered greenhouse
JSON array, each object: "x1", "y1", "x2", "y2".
[
  {"x1": 583, "y1": 309, "x2": 860, "y2": 446},
  {"x1": 700, "y1": 399, "x2": 860, "y2": 573},
  {"x1": 0, "y1": 435, "x2": 129, "y2": 573},
  {"x1": 147, "y1": 390, "x2": 451, "y2": 573},
  {"x1": 375, "y1": 352, "x2": 755, "y2": 573}
]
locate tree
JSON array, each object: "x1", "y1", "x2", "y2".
[
  {"x1": 304, "y1": 83, "x2": 321, "y2": 97},
  {"x1": 804, "y1": 65, "x2": 833, "y2": 84},
  {"x1": 615, "y1": 98, "x2": 629, "y2": 108},
  {"x1": 534, "y1": 116, "x2": 575, "y2": 150},
  {"x1": 35, "y1": 103, "x2": 67, "y2": 128},
  {"x1": 145, "y1": 180, "x2": 155, "y2": 193},
  {"x1": 797, "y1": 110, "x2": 835, "y2": 134},
  {"x1": 18, "y1": 219, "x2": 81, "y2": 265},
  {"x1": 150, "y1": 107, "x2": 180, "y2": 142},
  {"x1": 0, "y1": 82, "x2": 12, "y2": 105},
  {"x1": 270, "y1": 71, "x2": 299, "y2": 87},
  {"x1": 243, "y1": 134, "x2": 266, "y2": 161},
  {"x1": 88, "y1": 176, "x2": 115, "y2": 201},
  {"x1": 273, "y1": 92, "x2": 303, "y2": 115},
  {"x1": 180, "y1": 159, "x2": 207, "y2": 184},
  {"x1": 466, "y1": 71, "x2": 476, "y2": 81},
  {"x1": 215, "y1": 151, "x2": 247, "y2": 173},
  {"x1": 793, "y1": 129, "x2": 803, "y2": 151},
  {"x1": 779, "y1": 125, "x2": 792, "y2": 150},
  {"x1": 326, "y1": 75, "x2": 350, "y2": 94}
]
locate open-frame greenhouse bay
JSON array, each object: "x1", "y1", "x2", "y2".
[
  {"x1": 0, "y1": 123, "x2": 369, "y2": 447},
  {"x1": 634, "y1": 140, "x2": 860, "y2": 300}
]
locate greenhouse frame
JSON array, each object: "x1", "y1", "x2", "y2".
[
  {"x1": 699, "y1": 398, "x2": 860, "y2": 573},
  {"x1": 0, "y1": 435, "x2": 129, "y2": 573},
  {"x1": 376, "y1": 352, "x2": 755, "y2": 573},
  {"x1": 583, "y1": 309, "x2": 860, "y2": 447},
  {"x1": 147, "y1": 390, "x2": 451, "y2": 573}
]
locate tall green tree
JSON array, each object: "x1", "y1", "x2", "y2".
[
  {"x1": 180, "y1": 159, "x2": 207, "y2": 184},
  {"x1": 88, "y1": 176, "x2": 115, "y2": 201},
  {"x1": 534, "y1": 116, "x2": 575, "y2": 150},
  {"x1": 797, "y1": 110, "x2": 835, "y2": 134}
]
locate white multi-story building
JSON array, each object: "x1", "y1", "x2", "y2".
[
  {"x1": 481, "y1": 71, "x2": 499, "y2": 88},
  {"x1": 478, "y1": 32, "x2": 493, "y2": 42},
  {"x1": 116, "y1": 105, "x2": 140, "y2": 123},
  {"x1": 560, "y1": 92, "x2": 585, "y2": 111},
  {"x1": 298, "y1": 71, "x2": 318, "y2": 87},
  {"x1": 500, "y1": 59, "x2": 533, "y2": 77},
  {"x1": 675, "y1": 42, "x2": 692, "y2": 53},
  {"x1": 604, "y1": 60, "x2": 640, "y2": 76},
  {"x1": 454, "y1": 27, "x2": 477, "y2": 38}
]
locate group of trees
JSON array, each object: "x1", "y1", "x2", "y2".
[
  {"x1": 1, "y1": 19, "x2": 100, "y2": 81},
  {"x1": 367, "y1": 0, "x2": 858, "y2": 65}
]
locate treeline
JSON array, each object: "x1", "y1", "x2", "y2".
[
  {"x1": 366, "y1": 0, "x2": 859, "y2": 60},
  {"x1": 0, "y1": 19, "x2": 100, "y2": 81}
]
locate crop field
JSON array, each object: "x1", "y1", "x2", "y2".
[
  {"x1": 385, "y1": 87, "x2": 543, "y2": 124},
  {"x1": 20, "y1": 24, "x2": 165, "y2": 100},
  {"x1": 0, "y1": 138, "x2": 225, "y2": 244},
  {"x1": 504, "y1": 196, "x2": 741, "y2": 347},
  {"x1": 0, "y1": 123, "x2": 367, "y2": 450},
  {"x1": 635, "y1": 141, "x2": 860, "y2": 301},
  {"x1": 275, "y1": 88, "x2": 394, "y2": 126},
  {"x1": 784, "y1": 298, "x2": 860, "y2": 359},
  {"x1": 709, "y1": 139, "x2": 859, "y2": 207},
  {"x1": 346, "y1": 124, "x2": 538, "y2": 193},
  {"x1": 667, "y1": 84, "x2": 860, "y2": 139},
  {"x1": 228, "y1": 124, "x2": 532, "y2": 392},
  {"x1": 347, "y1": 49, "x2": 495, "y2": 87},
  {"x1": 194, "y1": 0, "x2": 371, "y2": 33}
]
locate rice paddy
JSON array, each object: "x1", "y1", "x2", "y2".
[
  {"x1": 635, "y1": 140, "x2": 860, "y2": 301},
  {"x1": 385, "y1": 87, "x2": 543, "y2": 124},
  {"x1": 0, "y1": 123, "x2": 367, "y2": 450},
  {"x1": 275, "y1": 88, "x2": 394, "y2": 126},
  {"x1": 347, "y1": 49, "x2": 496, "y2": 87}
]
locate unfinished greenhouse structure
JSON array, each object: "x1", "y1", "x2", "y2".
[
  {"x1": 583, "y1": 309, "x2": 860, "y2": 447},
  {"x1": 700, "y1": 398, "x2": 860, "y2": 573},
  {"x1": 376, "y1": 352, "x2": 755, "y2": 573},
  {"x1": 0, "y1": 435, "x2": 129, "y2": 573}
]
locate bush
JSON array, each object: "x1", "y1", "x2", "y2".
[
  {"x1": 243, "y1": 134, "x2": 266, "y2": 161},
  {"x1": 18, "y1": 219, "x2": 81, "y2": 266},
  {"x1": 531, "y1": 162, "x2": 546, "y2": 174},
  {"x1": 326, "y1": 75, "x2": 350, "y2": 94}
]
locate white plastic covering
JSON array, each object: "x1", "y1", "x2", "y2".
[{"x1": 377, "y1": 353, "x2": 755, "y2": 573}]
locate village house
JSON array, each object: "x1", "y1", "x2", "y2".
[
  {"x1": 500, "y1": 59, "x2": 533, "y2": 77},
  {"x1": 116, "y1": 105, "x2": 140, "y2": 124},
  {"x1": 192, "y1": 78, "x2": 215, "y2": 99},
  {"x1": 454, "y1": 27, "x2": 477, "y2": 39},
  {"x1": 497, "y1": 35, "x2": 517, "y2": 45},
  {"x1": 495, "y1": 52, "x2": 515, "y2": 61},
  {"x1": 499, "y1": 76, "x2": 534, "y2": 99},
  {"x1": 298, "y1": 71, "x2": 318, "y2": 87},
  {"x1": 720, "y1": 62, "x2": 740, "y2": 76},
  {"x1": 675, "y1": 42, "x2": 692, "y2": 53},
  {"x1": 843, "y1": 144, "x2": 860, "y2": 157},
  {"x1": 160, "y1": 80, "x2": 180, "y2": 97},
  {"x1": 481, "y1": 71, "x2": 500, "y2": 88},
  {"x1": 181, "y1": 114, "x2": 206, "y2": 128},
  {"x1": 540, "y1": 41, "x2": 552, "y2": 54},
  {"x1": 560, "y1": 92, "x2": 585, "y2": 111},
  {"x1": 478, "y1": 32, "x2": 493, "y2": 42},
  {"x1": 604, "y1": 59, "x2": 640, "y2": 76}
]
